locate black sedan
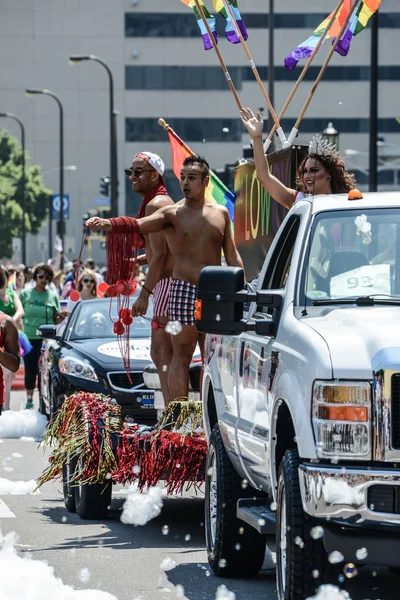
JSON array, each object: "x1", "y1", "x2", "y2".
[{"x1": 38, "y1": 297, "x2": 157, "y2": 423}]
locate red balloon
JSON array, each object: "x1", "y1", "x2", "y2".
[
  {"x1": 129, "y1": 280, "x2": 138, "y2": 296},
  {"x1": 107, "y1": 285, "x2": 116, "y2": 298},
  {"x1": 98, "y1": 281, "x2": 108, "y2": 293},
  {"x1": 69, "y1": 290, "x2": 80, "y2": 302},
  {"x1": 122, "y1": 314, "x2": 133, "y2": 326},
  {"x1": 113, "y1": 320, "x2": 124, "y2": 335},
  {"x1": 118, "y1": 308, "x2": 129, "y2": 320},
  {"x1": 115, "y1": 280, "x2": 126, "y2": 295}
]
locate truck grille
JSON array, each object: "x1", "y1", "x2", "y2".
[
  {"x1": 367, "y1": 485, "x2": 400, "y2": 514},
  {"x1": 391, "y1": 374, "x2": 400, "y2": 448},
  {"x1": 108, "y1": 372, "x2": 144, "y2": 391}
]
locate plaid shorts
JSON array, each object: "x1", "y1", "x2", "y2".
[
  {"x1": 153, "y1": 277, "x2": 171, "y2": 318},
  {"x1": 168, "y1": 279, "x2": 197, "y2": 326}
]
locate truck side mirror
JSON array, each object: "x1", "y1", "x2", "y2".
[{"x1": 196, "y1": 266, "x2": 247, "y2": 335}]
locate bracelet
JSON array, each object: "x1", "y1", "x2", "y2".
[{"x1": 142, "y1": 285, "x2": 153, "y2": 295}]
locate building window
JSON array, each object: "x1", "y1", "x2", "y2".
[
  {"x1": 125, "y1": 66, "x2": 243, "y2": 90},
  {"x1": 125, "y1": 117, "x2": 400, "y2": 143},
  {"x1": 125, "y1": 12, "x2": 400, "y2": 37},
  {"x1": 125, "y1": 65, "x2": 400, "y2": 91},
  {"x1": 125, "y1": 118, "x2": 241, "y2": 143}
]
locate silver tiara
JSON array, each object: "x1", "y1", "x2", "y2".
[{"x1": 308, "y1": 134, "x2": 340, "y2": 158}]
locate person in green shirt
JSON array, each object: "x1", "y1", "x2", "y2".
[{"x1": 20, "y1": 264, "x2": 67, "y2": 409}]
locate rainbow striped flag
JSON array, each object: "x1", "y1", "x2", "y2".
[
  {"x1": 167, "y1": 127, "x2": 235, "y2": 222},
  {"x1": 285, "y1": 0, "x2": 381, "y2": 70},
  {"x1": 336, "y1": 0, "x2": 382, "y2": 56},
  {"x1": 180, "y1": 0, "x2": 247, "y2": 51}
]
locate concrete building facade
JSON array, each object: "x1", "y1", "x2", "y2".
[{"x1": 1, "y1": 0, "x2": 399, "y2": 265}]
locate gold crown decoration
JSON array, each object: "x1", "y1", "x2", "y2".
[{"x1": 308, "y1": 134, "x2": 340, "y2": 159}]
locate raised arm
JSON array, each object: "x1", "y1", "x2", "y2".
[{"x1": 240, "y1": 108, "x2": 297, "y2": 210}]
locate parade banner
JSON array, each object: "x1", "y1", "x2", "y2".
[{"x1": 234, "y1": 146, "x2": 307, "y2": 281}]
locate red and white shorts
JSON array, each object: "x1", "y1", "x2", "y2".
[
  {"x1": 153, "y1": 277, "x2": 172, "y2": 318},
  {"x1": 167, "y1": 279, "x2": 197, "y2": 326}
]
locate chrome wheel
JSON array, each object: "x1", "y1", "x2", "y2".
[
  {"x1": 208, "y1": 449, "x2": 218, "y2": 548},
  {"x1": 278, "y1": 493, "x2": 287, "y2": 598}
]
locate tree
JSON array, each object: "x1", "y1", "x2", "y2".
[{"x1": 0, "y1": 129, "x2": 52, "y2": 258}]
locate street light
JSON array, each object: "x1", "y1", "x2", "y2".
[
  {"x1": 322, "y1": 122, "x2": 339, "y2": 149},
  {"x1": 25, "y1": 88, "x2": 65, "y2": 256},
  {"x1": 69, "y1": 54, "x2": 118, "y2": 218},
  {"x1": 0, "y1": 112, "x2": 27, "y2": 264}
]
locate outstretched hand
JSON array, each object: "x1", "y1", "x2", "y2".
[
  {"x1": 85, "y1": 217, "x2": 112, "y2": 232},
  {"x1": 240, "y1": 107, "x2": 264, "y2": 139}
]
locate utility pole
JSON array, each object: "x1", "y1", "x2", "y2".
[{"x1": 369, "y1": 12, "x2": 379, "y2": 192}]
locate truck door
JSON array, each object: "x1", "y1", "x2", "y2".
[{"x1": 236, "y1": 214, "x2": 302, "y2": 492}]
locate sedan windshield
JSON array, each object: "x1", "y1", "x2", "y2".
[
  {"x1": 303, "y1": 208, "x2": 400, "y2": 304},
  {"x1": 69, "y1": 299, "x2": 152, "y2": 340}
]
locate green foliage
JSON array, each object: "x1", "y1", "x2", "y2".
[{"x1": 0, "y1": 129, "x2": 52, "y2": 258}]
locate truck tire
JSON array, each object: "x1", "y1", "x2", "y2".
[
  {"x1": 74, "y1": 459, "x2": 112, "y2": 520},
  {"x1": 205, "y1": 424, "x2": 267, "y2": 577},
  {"x1": 62, "y1": 455, "x2": 77, "y2": 513},
  {"x1": 276, "y1": 449, "x2": 339, "y2": 600}
]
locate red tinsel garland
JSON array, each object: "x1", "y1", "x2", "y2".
[{"x1": 113, "y1": 428, "x2": 207, "y2": 495}]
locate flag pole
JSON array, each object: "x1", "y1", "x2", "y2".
[
  {"x1": 158, "y1": 118, "x2": 196, "y2": 156},
  {"x1": 286, "y1": 0, "x2": 359, "y2": 145},
  {"x1": 221, "y1": 0, "x2": 284, "y2": 146},
  {"x1": 193, "y1": 0, "x2": 243, "y2": 111},
  {"x1": 266, "y1": 0, "x2": 345, "y2": 149}
]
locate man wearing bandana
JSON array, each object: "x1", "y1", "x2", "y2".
[
  {"x1": 127, "y1": 152, "x2": 174, "y2": 406},
  {"x1": 86, "y1": 155, "x2": 243, "y2": 406}
]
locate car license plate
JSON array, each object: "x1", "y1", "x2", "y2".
[{"x1": 136, "y1": 393, "x2": 154, "y2": 407}]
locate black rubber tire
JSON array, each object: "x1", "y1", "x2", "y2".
[
  {"x1": 74, "y1": 459, "x2": 112, "y2": 520},
  {"x1": 62, "y1": 455, "x2": 77, "y2": 513},
  {"x1": 276, "y1": 449, "x2": 340, "y2": 600},
  {"x1": 205, "y1": 424, "x2": 267, "y2": 578}
]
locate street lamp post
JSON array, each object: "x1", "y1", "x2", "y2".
[
  {"x1": 0, "y1": 112, "x2": 27, "y2": 264},
  {"x1": 26, "y1": 89, "x2": 65, "y2": 256},
  {"x1": 69, "y1": 54, "x2": 118, "y2": 218},
  {"x1": 322, "y1": 122, "x2": 340, "y2": 149}
]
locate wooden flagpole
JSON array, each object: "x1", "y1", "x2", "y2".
[
  {"x1": 267, "y1": 0, "x2": 345, "y2": 146},
  {"x1": 193, "y1": 0, "x2": 243, "y2": 111},
  {"x1": 286, "y1": 0, "x2": 360, "y2": 145},
  {"x1": 221, "y1": 0, "x2": 284, "y2": 144}
]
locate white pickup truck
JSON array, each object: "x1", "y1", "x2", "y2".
[{"x1": 196, "y1": 191, "x2": 400, "y2": 600}]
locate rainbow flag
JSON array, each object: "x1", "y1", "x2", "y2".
[
  {"x1": 180, "y1": 0, "x2": 247, "y2": 51},
  {"x1": 285, "y1": 0, "x2": 352, "y2": 69},
  {"x1": 167, "y1": 127, "x2": 235, "y2": 222},
  {"x1": 8, "y1": 272, "x2": 16, "y2": 290},
  {"x1": 336, "y1": 0, "x2": 382, "y2": 56}
]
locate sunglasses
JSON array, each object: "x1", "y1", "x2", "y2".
[
  {"x1": 83, "y1": 278, "x2": 95, "y2": 284},
  {"x1": 125, "y1": 168, "x2": 154, "y2": 178},
  {"x1": 37, "y1": 274, "x2": 49, "y2": 280}
]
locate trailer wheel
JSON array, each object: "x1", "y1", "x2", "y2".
[
  {"x1": 205, "y1": 424, "x2": 266, "y2": 577},
  {"x1": 62, "y1": 455, "x2": 77, "y2": 513},
  {"x1": 276, "y1": 449, "x2": 339, "y2": 600},
  {"x1": 74, "y1": 459, "x2": 112, "y2": 520}
]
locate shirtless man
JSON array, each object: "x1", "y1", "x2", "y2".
[
  {"x1": 86, "y1": 155, "x2": 244, "y2": 404},
  {"x1": 126, "y1": 152, "x2": 174, "y2": 405}
]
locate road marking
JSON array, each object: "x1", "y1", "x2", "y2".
[{"x1": 0, "y1": 498, "x2": 16, "y2": 518}]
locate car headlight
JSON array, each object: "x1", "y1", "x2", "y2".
[
  {"x1": 59, "y1": 356, "x2": 98, "y2": 382},
  {"x1": 312, "y1": 381, "x2": 371, "y2": 460}
]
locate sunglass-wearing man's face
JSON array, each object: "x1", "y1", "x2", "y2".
[{"x1": 125, "y1": 158, "x2": 158, "y2": 194}]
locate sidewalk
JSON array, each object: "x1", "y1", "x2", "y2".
[{"x1": 8, "y1": 390, "x2": 40, "y2": 412}]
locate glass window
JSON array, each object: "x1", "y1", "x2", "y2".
[
  {"x1": 125, "y1": 13, "x2": 400, "y2": 37},
  {"x1": 125, "y1": 66, "x2": 243, "y2": 90},
  {"x1": 302, "y1": 207, "x2": 400, "y2": 303},
  {"x1": 125, "y1": 118, "x2": 241, "y2": 142}
]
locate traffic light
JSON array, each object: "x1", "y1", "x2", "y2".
[{"x1": 100, "y1": 176, "x2": 110, "y2": 197}]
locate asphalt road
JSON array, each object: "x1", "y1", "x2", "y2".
[{"x1": 0, "y1": 391, "x2": 399, "y2": 599}]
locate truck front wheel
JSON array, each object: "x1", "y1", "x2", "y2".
[
  {"x1": 205, "y1": 424, "x2": 267, "y2": 577},
  {"x1": 276, "y1": 449, "x2": 339, "y2": 600}
]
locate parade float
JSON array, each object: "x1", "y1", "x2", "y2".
[{"x1": 35, "y1": 0, "x2": 382, "y2": 531}]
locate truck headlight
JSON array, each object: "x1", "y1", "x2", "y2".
[
  {"x1": 312, "y1": 381, "x2": 371, "y2": 459},
  {"x1": 59, "y1": 356, "x2": 98, "y2": 382}
]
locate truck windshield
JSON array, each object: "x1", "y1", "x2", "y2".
[{"x1": 303, "y1": 208, "x2": 400, "y2": 304}]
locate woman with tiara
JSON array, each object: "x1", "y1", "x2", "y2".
[{"x1": 240, "y1": 107, "x2": 355, "y2": 207}]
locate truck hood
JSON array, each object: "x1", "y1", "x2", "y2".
[{"x1": 304, "y1": 306, "x2": 400, "y2": 379}]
